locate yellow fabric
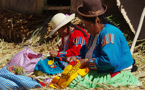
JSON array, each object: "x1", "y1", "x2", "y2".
[
  {"x1": 47, "y1": 58, "x2": 54, "y2": 65},
  {"x1": 51, "y1": 76, "x2": 60, "y2": 84},
  {"x1": 77, "y1": 67, "x2": 90, "y2": 76},
  {"x1": 49, "y1": 76, "x2": 60, "y2": 88},
  {"x1": 49, "y1": 84, "x2": 57, "y2": 89},
  {"x1": 49, "y1": 60, "x2": 90, "y2": 89}
]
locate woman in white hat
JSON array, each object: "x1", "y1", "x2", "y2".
[
  {"x1": 49, "y1": 13, "x2": 89, "y2": 65},
  {"x1": 66, "y1": 0, "x2": 140, "y2": 89},
  {"x1": 34, "y1": 13, "x2": 89, "y2": 75}
]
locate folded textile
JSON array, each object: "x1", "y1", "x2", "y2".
[
  {"x1": 50, "y1": 60, "x2": 90, "y2": 89},
  {"x1": 34, "y1": 57, "x2": 67, "y2": 75},
  {"x1": 7, "y1": 47, "x2": 43, "y2": 74},
  {"x1": 0, "y1": 66, "x2": 41, "y2": 90}
]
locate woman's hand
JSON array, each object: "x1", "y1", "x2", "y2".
[
  {"x1": 49, "y1": 50, "x2": 58, "y2": 57},
  {"x1": 79, "y1": 59, "x2": 89, "y2": 69},
  {"x1": 66, "y1": 56, "x2": 77, "y2": 63}
]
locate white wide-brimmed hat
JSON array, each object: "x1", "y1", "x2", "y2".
[{"x1": 49, "y1": 13, "x2": 75, "y2": 36}]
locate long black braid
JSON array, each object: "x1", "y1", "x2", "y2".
[
  {"x1": 98, "y1": 15, "x2": 118, "y2": 27},
  {"x1": 67, "y1": 22, "x2": 88, "y2": 37}
]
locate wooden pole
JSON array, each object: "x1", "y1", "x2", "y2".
[
  {"x1": 44, "y1": 6, "x2": 70, "y2": 10},
  {"x1": 130, "y1": 7, "x2": 145, "y2": 54}
]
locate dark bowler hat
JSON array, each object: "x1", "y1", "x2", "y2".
[{"x1": 77, "y1": 0, "x2": 107, "y2": 17}]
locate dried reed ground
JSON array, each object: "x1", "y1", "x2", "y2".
[
  {"x1": 0, "y1": 37, "x2": 145, "y2": 90},
  {"x1": 0, "y1": 17, "x2": 145, "y2": 89}
]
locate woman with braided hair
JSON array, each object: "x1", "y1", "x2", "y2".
[
  {"x1": 66, "y1": 0, "x2": 140, "y2": 89},
  {"x1": 49, "y1": 13, "x2": 89, "y2": 62},
  {"x1": 34, "y1": 13, "x2": 89, "y2": 75}
]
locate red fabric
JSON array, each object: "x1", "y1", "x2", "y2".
[
  {"x1": 58, "y1": 26, "x2": 89, "y2": 59},
  {"x1": 69, "y1": 61, "x2": 78, "y2": 66},
  {"x1": 57, "y1": 52, "x2": 63, "y2": 61},
  {"x1": 110, "y1": 71, "x2": 120, "y2": 78},
  {"x1": 50, "y1": 64, "x2": 56, "y2": 68},
  {"x1": 39, "y1": 82, "x2": 46, "y2": 87}
]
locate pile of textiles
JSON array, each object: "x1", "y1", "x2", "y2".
[
  {"x1": 0, "y1": 47, "x2": 43, "y2": 90},
  {"x1": 0, "y1": 66, "x2": 41, "y2": 90}
]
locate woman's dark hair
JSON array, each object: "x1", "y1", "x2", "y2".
[
  {"x1": 80, "y1": 15, "x2": 117, "y2": 27},
  {"x1": 67, "y1": 22, "x2": 88, "y2": 37}
]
